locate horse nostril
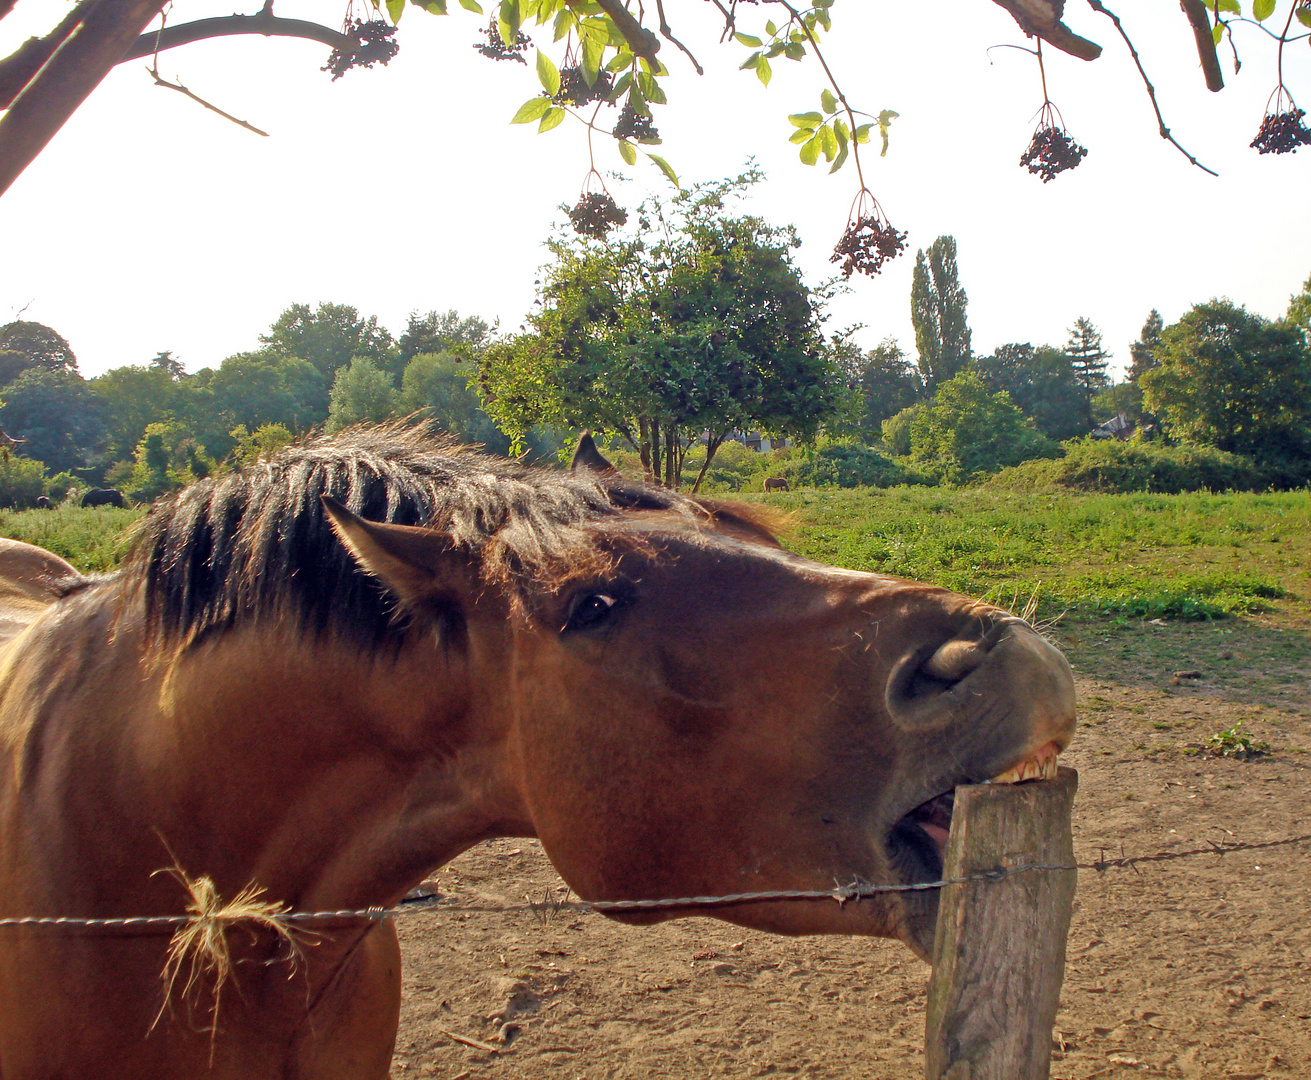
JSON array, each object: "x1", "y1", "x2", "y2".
[
  {"x1": 885, "y1": 633, "x2": 995, "y2": 727},
  {"x1": 920, "y1": 639, "x2": 988, "y2": 684}
]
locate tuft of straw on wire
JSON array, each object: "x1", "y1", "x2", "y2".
[{"x1": 151, "y1": 864, "x2": 308, "y2": 1047}]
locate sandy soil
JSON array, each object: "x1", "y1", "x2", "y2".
[{"x1": 389, "y1": 613, "x2": 1311, "y2": 1080}]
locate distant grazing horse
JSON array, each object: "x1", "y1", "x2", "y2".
[
  {"x1": 33, "y1": 497, "x2": 51, "y2": 509},
  {"x1": 763, "y1": 476, "x2": 790, "y2": 492},
  {"x1": 81, "y1": 487, "x2": 126, "y2": 508},
  {"x1": 0, "y1": 425, "x2": 1075, "y2": 1079}
]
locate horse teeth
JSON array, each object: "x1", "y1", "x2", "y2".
[{"x1": 988, "y1": 741, "x2": 1060, "y2": 785}]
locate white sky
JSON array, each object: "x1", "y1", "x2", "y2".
[{"x1": 1, "y1": 0, "x2": 1308, "y2": 380}]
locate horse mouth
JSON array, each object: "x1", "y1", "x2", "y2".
[{"x1": 886, "y1": 740, "x2": 1063, "y2": 896}]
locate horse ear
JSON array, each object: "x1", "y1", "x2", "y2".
[
  {"x1": 321, "y1": 496, "x2": 469, "y2": 605},
  {"x1": 570, "y1": 431, "x2": 617, "y2": 475}
]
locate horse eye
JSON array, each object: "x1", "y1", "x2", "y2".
[{"x1": 564, "y1": 592, "x2": 620, "y2": 633}]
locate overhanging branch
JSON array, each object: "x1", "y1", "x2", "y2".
[
  {"x1": 988, "y1": 0, "x2": 1104, "y2": 60},
  {"x1": 1179, "y1": 0, "x2": 1225, "y2": 90},
  {"x1": 119, "y1": 11, "x2": 355, "y2": 63}
]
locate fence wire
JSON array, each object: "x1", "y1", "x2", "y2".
[{"x1": 1, "y1": 832, "x2": 1306, "y2": 932}]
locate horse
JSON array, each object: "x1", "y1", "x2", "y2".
[
  {"x1": 80, "y1": 487, "x2": 126, "y2": 508},
  {"x1": 0, "y1": 425, "x2": 1075, "y2": 1079},
  {"x1": 763, "y1": 476, "x2": 790, "y2": 492},
  {"x1": 32, "y1": 497, "x2": 50, "y2": 509}
]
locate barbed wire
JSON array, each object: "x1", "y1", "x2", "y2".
[{"x1": 1, "y1": 832, "x2": 1306, "y2": 932}]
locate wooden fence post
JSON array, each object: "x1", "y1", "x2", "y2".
[{"x1": 924, "y1": 766, "x2": 1079, "y2": 1080}]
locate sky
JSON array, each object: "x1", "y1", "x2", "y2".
[{"x1": 1, "y1": 0, "x2": 1309, "y2": 381}]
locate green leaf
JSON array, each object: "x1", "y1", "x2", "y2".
[
  {"x1": 581, "y1": 34, "x2": 604, "y2": 85},
  {"x1": 1212, "y1": 0, "x2": 1240, "y2": 12},
  {"x1": 618, "y1": 138, "x2": 637, "y2": 165},
  {"x1": 755, "y1": 57, "x2": 772, "y2": 86},
  {"x1": 828, "y1": 143, "x2": 848, "y2": 174},
  {"x1": 739, "y1": 51, "x2": 761, "y2": 71},
  {"x1": 387, "y1": 0, "x2": 405, "y2": 23},
  {"x1": 788, "y1": 127, "x2": 814, "y2": 144},
  {"x1": 853, "y1": 123, "x2": 871, "y2": 143},
  {"x1": 605, "y1": 51, "x2": 632, "y2": 72},
  {"x1": 820, "y1": 88, "x2": 838, "y2": 114},
  {"x1": 553, "y1": 8, "x2": 572, "y2": 41},
  {"x1": 1298, "y1": 6, "x2": 1311, "y2": 26},
  {"x1": 784, "y1": 42, "x2": 805, "y2": 60},
  {"x1": 734, "y1": 32, "x2": 763, "y2": 46},
  {"x1": 765, "y1": 20, "x2": 778, "y2": 35},
  {"x1": 1212, "y1": 22, "x2": 1224, "y2": 43},
  {"x1": 788, "y1": 111, "x2": 824, "y2": 127},
  {"x1": 536, "y1": 49, "x2": 560, "y2": 95},
  {"x1": 511, "y1": 96, "x2": 551, "y2": 123},
  {"x1": 414, "y1": 0, "x2": 448, "y2": 13},
  {"x1": 799, "y1": 136, "x2": 819, "y2": 166},
  {"x1": 818, "y1": 123, "x2": 838, "y2": 160},
  {"x1": 1252, "y1": 0, "x2": 1275, "y2": 17},
  {"x1": 646, "y1": 152, "x2": 679, "y2": 187},
  {"x1": 457, "y1": 0, "x2": 483, "y2": 11},
  {"x1": 539, "y1": 105, "x2": 566, "y2": 132}
]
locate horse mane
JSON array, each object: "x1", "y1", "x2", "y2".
[{"x1": 122, "y1": 423, "x2": 778, "y2": 648}]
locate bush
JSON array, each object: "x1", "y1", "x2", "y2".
[
  {"x1": 788, "y1": 441, "x2": 929, "y2": 488},
  {"x1": 0, "y1": 454, "x2": 49, "y2": 508},
  {"x1": 987, "y1": 437, "x2": 1301, "y2": 493}
]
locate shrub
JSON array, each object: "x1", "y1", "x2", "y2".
[
  {"x1": 788, "y1": 441, "x2": 929, "y2": 488},
  {"x1": 0, "y1": 454, "x2": 49, "y2": 508}
]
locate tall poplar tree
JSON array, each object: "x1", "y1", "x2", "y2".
[{"x1": 910, "y1": 236, "x2": 971, "y2": 392}]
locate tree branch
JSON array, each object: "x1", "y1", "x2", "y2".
[
  {"x1": 0, "y1": 1, "x2": 96, "y2": 109},
  {"x1": 0, "y1": 0, "x2": 169, "y2": 199},
  {"x1": 119, "y1": 11, "x2": 355, "y2": 63},
  {"x1": 591, "y1": 0, "x2": 661, "y2": 65},
  {"x1": 1178, "y1": 0, "x2": 1225, "y2": 91},
  {"x1": 654, "y1": 0, "x2": 704, "y2": 75},
  {"x1": 148, "y1": 67, "x2": 270, "y2": 137},
  {"x1": 988, "y1": 0, "x2": 1103, "y2": 61},
  {"x1": 1086, "y1": 0, "x2": 1218, "y2": 175}
]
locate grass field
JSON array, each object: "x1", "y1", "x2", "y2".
[{"x1": 0, "y1": 503, "x2": 144, "y2": 573}]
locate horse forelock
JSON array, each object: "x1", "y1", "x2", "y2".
[{"x1": 121, "y1": 424, "x2": 767, "y2": 649}]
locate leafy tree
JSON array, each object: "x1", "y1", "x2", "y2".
[
  {"x1": 260, "y1": 303, "x2": 397, "y2": 382},
  {"x1": 908, "y1": 370, "x2": 1057, "y2": 483},
  {"x1": 479, "y1": 170, "x2": 843, "y2": 490},
  {"x1": 845, "y1": 337, "x2": 922, "y2": 440},
  {"x1": 398, "y1": 351, "x2": 509, "y2": 453},
  {"x1": 1284, "y1": 275, "x2": 1311, "y2": 339},
  {"x1": 0, "y1": 321, "x2": 79, "y2": 382},
  {"x1": 910, "y1": 236, "x2": 971, "y2": 392},
  {"x1": 973, "y1": 342, "x2": 1085, "y2": 441},
  {"x1": 399, "y1": 311, "x2": 492, "y2": 362},
  {"x1": 1141, "y1": 299, "x2": 1311, "y2": 460},
  {"x1": 150, "y1": 350, "x2": 186, "y2": 380},
  {"x1": 126, "y1": 420, "x2": 215, "y2": 501},
  {"x1": 207, "y1": 351, "x2": 329, "y2": 434},
  {"x1": 89, "y1": 364, "x2": 181, "y2": 462},
  {"x1": 326, "y1": 357, "x2": 400, "y2": 433},
  {"x1": 230, "y1": 423, "x2": 296, "y2": 466},
  {"x1": 1064, "y1": 317, "x2": 1110, "y2": 428},
  {"x1": 0, "y1": 455, "x2": 50, "y2": 508},
  {"x1": 1127, "y1": 309, "x2": 1165, "y2": 384},
  {"x1": 0, "y1": 369, "x2": 103, "y2": 473},
  {"x1": 881, "y1": 403, "x2": 922, "y2": 456}
]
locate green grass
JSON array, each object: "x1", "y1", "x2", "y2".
[
  {"x1": 0, "y1": 505, "x2": 146, "y2": 573},
  {"x1": 751, "y1": 486, "x2": 1311, "y2": 621}
]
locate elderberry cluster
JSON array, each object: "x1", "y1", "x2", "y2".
[
  {"x1": 830, "y1": 216, "x2": 907, "y2": 279},
  {"x1": 1250, "y1": 107, "x2": 1311, "y2": 154},
  {"x1": 322, "y1": 19, "x2": 398, "y2": 80},
  {"x1": 474, "y1": 17, "x2": 531, "y2": 63},
  {"x1": 553, "y1": 66, "x2": 615, "y2": 108},
  {"x1": 1020, "y1": 125, "x2": 1088, "y2": 182},
  {"x1": 569, "y1": 193, "x2": 628, "y2": 239},
  {"x1": 613, "y1": 102, "x2": 660, "y2": 144}
]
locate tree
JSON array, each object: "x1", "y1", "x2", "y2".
[
  {"x1": 846, "y1": 338, "x2": 922, "y2": 441},
  {"x1": 1064, "y1": 317, "x2": 1110, "y2": 429},
  {"x1": 479, "y1": 170, "x2": 843, "y2": 490},
  {"x1": 1285, "y1": 275, "x2": 1311, "y2": 339},
  {"x1": 150, "y1": 349, "x2": 187, "y2": 380},
  {"x1": 974, "y1": 342, "x2": 1085, "y2": 441},
  {"x1": 3, "y1": 0, "x2": 1300, "y2": 257},
  {"x1": 125, "y1": 419, "x2": 215, "y2": 501},
  {"x1": 260, "y1": 303, "x2": 397, "y2": 382},
  {"x1": 0, "y1": 321, "x2": 79, "y2": 383},
  {"x1": 89, "y1": 364, "x2": 181, "y2": 462},
  {"x1": 207, "y1": 351, "x2": 329, "y2": 433},
  {"x1": 1140, "y1": 299, "x2": 1311, "y2": 460},
  {"x1": 1127, "y1": 309, "x2": 1164, "y2": 384},
  {"x1": 910, "y1": 236, "x2": 971, "y2": 392},
  {"x1": 0, "y1": 369, "x2": 104, "y2": 473},
  {"x1": 907, "y1": 370, "x2": 1057, "y2": 483},
  {"x1": 399, "y1": 311, "x2": 492, "y2": 362},
  {"x1": 398, "y1": 351, "x2": 510, "y2": 453},
  {"x1": 230, "y1": 423, "x2": 296, "y2": 465},
  {"x1": 326, "y1": 358, "x2": 400, "y2": 433}
]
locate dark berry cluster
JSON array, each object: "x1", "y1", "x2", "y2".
[
  {"x1": 1251, "y1": 107, "x2": 1311, "y2": 154},
  {"x1": 569, "y1": 193, "x2": 628, "y2": 239},
  {"x1": 322, "y1": 20, "x2": 399, "y2": 80},
  {"x1": 474, "y1": 17, "x2": 531, "y2": 63},
  {"x1": 553, "y1": 66, "x2": 615, "y2": 108},
  {"x1": 613, "y1": 102, "x2": 660, "y2": 144},
  {"x1": 830, "y1": 216, "x2": 907, "y2": 278},
  {"x1": 1020, "y1": 124, "x2": 1089, "y2": 182}
]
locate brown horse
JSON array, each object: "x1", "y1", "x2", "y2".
[
  {"x1": 0, "y1": 426, "x2": 1075, "y2": 1079},
  {"x1": 763, "y1": 476, "x2": 790, "y2": 492}
]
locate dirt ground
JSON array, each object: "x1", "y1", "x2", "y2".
[{"x1": 389, "y1": 612, "x2": 1311, "y2": 1080}]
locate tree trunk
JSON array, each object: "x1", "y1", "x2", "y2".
[
  {"x1": 664, "y1": 426, "x2": 678, "y2": 489},
  {"x1": 691, "y1": 432, "x2": 727, "y2": 494}
]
